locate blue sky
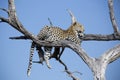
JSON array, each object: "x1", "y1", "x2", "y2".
[{"x1": 0, "y1": 0, "x2": 120, "y2": 80}]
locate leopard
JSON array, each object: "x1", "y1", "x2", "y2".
[{"x1": 27, "y1": 10, "x2": 84, "y2": 76}]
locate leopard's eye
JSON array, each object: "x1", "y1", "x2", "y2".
[{"x1": 77, "y1": 31, "x2": 82, "y2": 33}]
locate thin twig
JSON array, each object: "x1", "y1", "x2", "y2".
[
  {"x1": 9, "y1": 36, "x2": 29, "y2": 39},
  {"x1": 65, "y1": 70, "x2": 80, "y2": 80},
  {"x1": 72, "y1": 71, "x2": 82, "y2": 75},
  {"x1": 48, "y1": 18, "x2": 53, "y2": 27},
  {"x1": 0, "y1": 8, "x2": 9, "y2": 14},
  {"x1": 0, "y1": 16, "x2": 9, "y2": 22},
  {"x1": 57, "y1": 59, "x2": 80, "y2": 80},
  {"x1": 108, "y1": 0, "x2": 120, "y2": 35}
]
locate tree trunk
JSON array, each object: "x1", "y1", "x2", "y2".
[{"x1": 92, "y1": 59, "x2": 107, "y2": 80}]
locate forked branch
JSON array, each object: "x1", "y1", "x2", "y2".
[
  {"x1": 0, "y1": 0, "x2": 120, "y2": 80},
  {"x1": 101, "y1": 44, "x2": 120, "y2": 64},
  {"x1": 0, "y1": 0, "x2": 48, "y2": 48}
]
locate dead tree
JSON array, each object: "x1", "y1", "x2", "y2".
[{"x1": 0, "y1": 0, "x2": 120, "y2": 80}]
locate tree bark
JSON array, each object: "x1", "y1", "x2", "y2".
[{"x1": 0, "y1": 0, "x2": 120, "y2": 80}]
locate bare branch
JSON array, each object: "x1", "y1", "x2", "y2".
[
  {"x1": 48, "y1": 18, "x2": 53, "y2": 27},
  {"x1": 90, "y1": 44, "x2": 120, "y2": 80},
  {"x1": 108, "y1": 0, "x2": 120, "y2": 35},
  {"x1": 60, "y1": 40, "x2": 94, "y2": 68},
  {"x1": 72, "y1": 71, "x2": 82, "y2": 75},
  {"x1": 0, "y1": 0, "x2": 120, "y2": 80},
  {"x1": 84, "y1": 34, "x2": 120, "y2": 41},
  {"x1": 0, "y1": 0, "x2": 42, "y2": 48},
  {"x1": 1, "y1": 0, "x2": 120, "y2": 42},
  {"x1": 67, "y1": 9, "x2": 77, "y2": 23},
  {"x1": 57, "y1": 58, "x2": 80, "y2": 80},
  {"x1": 0, "y1": 8, "x2": 9, "y2": 14},
  {"x1": 65, "y1": 70, "x2": 80, "y2": 80},
  {"x1": 0, "y1": 16, "x2": 9, "y2": 22},
  {"x1": 8, "y1": 0, "x2": 16, "y2": 17},
  {"x1": 27, "y1": 40, "x2": 93, "y2": 65},
  {"x1": 101, "y1": 44, "x2": 120, "y2": 64},
  {"x1": 9, "y1": 36, "x2": 29, "y2": 39},
  {"x1": 9, "y1": 33, "x2": 120, "y2": 41}
]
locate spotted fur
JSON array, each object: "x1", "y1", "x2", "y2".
[
  {"x1": 27, "y1": 11, "x2": 84, "y2": 76},
  {"x1": 37, "y1": 22, "x2": 84, "y2": 44}
]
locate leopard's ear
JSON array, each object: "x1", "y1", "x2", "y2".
[
  {"x1": 73, "y1": 22, "x2": 77, "y2": 26},
  {"x1": 67, "y1": 9, "x2": 77, "y2": 24}
]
